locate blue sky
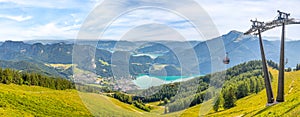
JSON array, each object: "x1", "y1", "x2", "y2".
[{"x1": 0, "y1": 0, "x2": 299, "y2": 41}]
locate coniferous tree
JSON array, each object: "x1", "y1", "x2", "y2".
[
  {"x1": 294, "y1": 64, "x2": 300, "y2": 71},
  {"x1": 237, "y1": 81, "x2": 250, "y2": 99},
  {"x1": 249, "y1": 77, "x2": 257, "y2": 93},
  {"x1": 3, "y1": 69, "x2": 13, "y2": 84},
  {"x1": 223, "y1": 85, "x2": 237, "y2": 109},
  {"x1": 213, "y1": 92, "x2": 224, "y2": 112}
]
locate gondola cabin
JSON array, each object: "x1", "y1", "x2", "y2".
[{"x1": 223, "y1": 53, "x2": 230, "y2": 64}]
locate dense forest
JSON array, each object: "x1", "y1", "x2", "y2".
[
  {"x1": 0, "y1": 68, "x2": 75, "y2": 90},
  {"x1": 136, "y1": 82, "x2": 181, "y2": 102},
  {"x1": 212, "y1": 60, "x2": 280, "y2": 111}
]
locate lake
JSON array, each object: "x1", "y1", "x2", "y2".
[{"x1": 132, "y1": 74, "x2": 201, "y2": 89}]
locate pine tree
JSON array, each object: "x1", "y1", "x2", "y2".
[
  {"x1": 3, "y1": 69, "x2": 13, "y2": 84},
  {"x1": 213, "y1": 92, "x2": 224, "y2": 112},
  {"x1": 223, "y1": 85, "x2": 237, "y2": 109},
  {"x1": 249, "y1": 77, "x2": 257, "y2": 93},
  {"x1": 237, "y1": 81, "x2": 250, "y2": 99}
]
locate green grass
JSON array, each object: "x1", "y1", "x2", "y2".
[
  {"x1": 45, "y1": 63, "x2": 73, "y2": 70},
  {"x1": 79, "y1": 93, "x2": 145, "y2": 117},
  {"x1": 0, "y1": 84, "x2": 92, "y2": 117},
  {"x1": 45, "y1": 63, "x2": 92, "y2": 74},
  {"x1": 0, "y1": 83, "x2": 166, "y2": 117},
  {"x1": 79, "y1": 93, "x2": 171, "y2": 117}
]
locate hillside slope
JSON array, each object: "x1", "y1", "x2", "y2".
[
  {"x1": 0, "y1": 84, "x2": 161, "y2": 117},
  {"x1": 177, "y1": 69, "x2": 300, "y2": 116},
  {"x1": 0, "y1": 84, "x2": 92, "y2": 117}
]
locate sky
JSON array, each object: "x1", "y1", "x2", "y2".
[{"x1": 0, "y1": 0, "x2": 299, "y2": 41}]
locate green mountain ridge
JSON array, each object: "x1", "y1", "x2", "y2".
[{"x1": 0, "y1": 60, "x2": 63, "y2": 78}]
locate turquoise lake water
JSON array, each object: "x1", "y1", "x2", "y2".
[
  {"x1": 133, "y1": 74, "x2": 203, "y2": 89},
  {"x1": 137, "y1": 74, "x2": 196, "y2": 81}
]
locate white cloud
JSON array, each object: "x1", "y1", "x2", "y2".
[
  {"x1": 79, "y1": 0, "x2": 219, "y2": 41},
  {"x1": 24, "y1": 22, "x2": 80, "y2": 39},
  {"x1": 0, "y1": 0, "x2": 90, "y2": 9},
  {"x1": 196, "y1": 0, "x2": 300, "y2": 40},
  {"x1": 98, "y1": 8, "x2": 204, "y2": 41},
  {"x1": 0, "y1": 20, "x2": 80, "y2": 40},
  {"x1": 0, "y1": 0, "x2": 92, "y2": 40},
  {"x1": 0, "y1": 15, "x2": 32, "y2": 22}
]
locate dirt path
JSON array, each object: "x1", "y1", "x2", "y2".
[{"x1": 288, "y1": 80, "x2": 294, "y2": 94}]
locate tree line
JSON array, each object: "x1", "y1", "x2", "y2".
[
  {"x1": 294, "y1": 64, "x2": 300, "y2": 71},
  {"x1": 213, "y1": 72, "x2": 264, "y2": 111},
  {"x1": 136, "y1": 83, "x2": 181, "y2": 103},
  {"x1": 213, "y1": 60, "x2": 277, "y2": 111},
  {"x1": 108, "y1": 92, "x2": 152, "y2": 112},
  {"x1": 166, "y1": 60, "x2": 267, "y2": 113},
  {"x1": 0, "y1": 68, "x2": 75, "y2": 90}
]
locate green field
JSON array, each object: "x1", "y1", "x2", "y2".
[
  {"x1": 1, "y1": 69, "x2": 300, "y2": 117},
  {"x1": 0, "y1": 84, "x2": 92, "y2": 117},
  {"x1": 0, "y1": 84, "x2": 171, "y2": 117}
]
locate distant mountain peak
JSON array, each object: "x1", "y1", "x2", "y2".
[
  {"x1": 226, "y1": 30, "x2": 243, "y2": 36},
  {"x1": 1, "y1": 40, "x2": 28, "y2": 49},
  {"x1": 221, "y1": 30, "x2": 244, "y2": 43},
  {"x1": 3, "y1": 40, "x2": 25, "y2": 44}
]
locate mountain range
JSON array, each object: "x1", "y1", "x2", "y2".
[{"x1": 0, "y1": 30, "x2": 299, "y2": 79}]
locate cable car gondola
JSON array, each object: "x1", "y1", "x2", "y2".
[{"x1": 223, "y1": 52, "x2": 230, "y2": 64}]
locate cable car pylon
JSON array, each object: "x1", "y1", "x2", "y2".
[
  {"x1": 243, "y1": 10, "x2": 299, "y2": 105},
  {"x1": 250, "y1": 19, "x2": 274, "y2": 104},
  {"x1": 276, "y1": 10, "x2": 289, "y2": 103}
]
